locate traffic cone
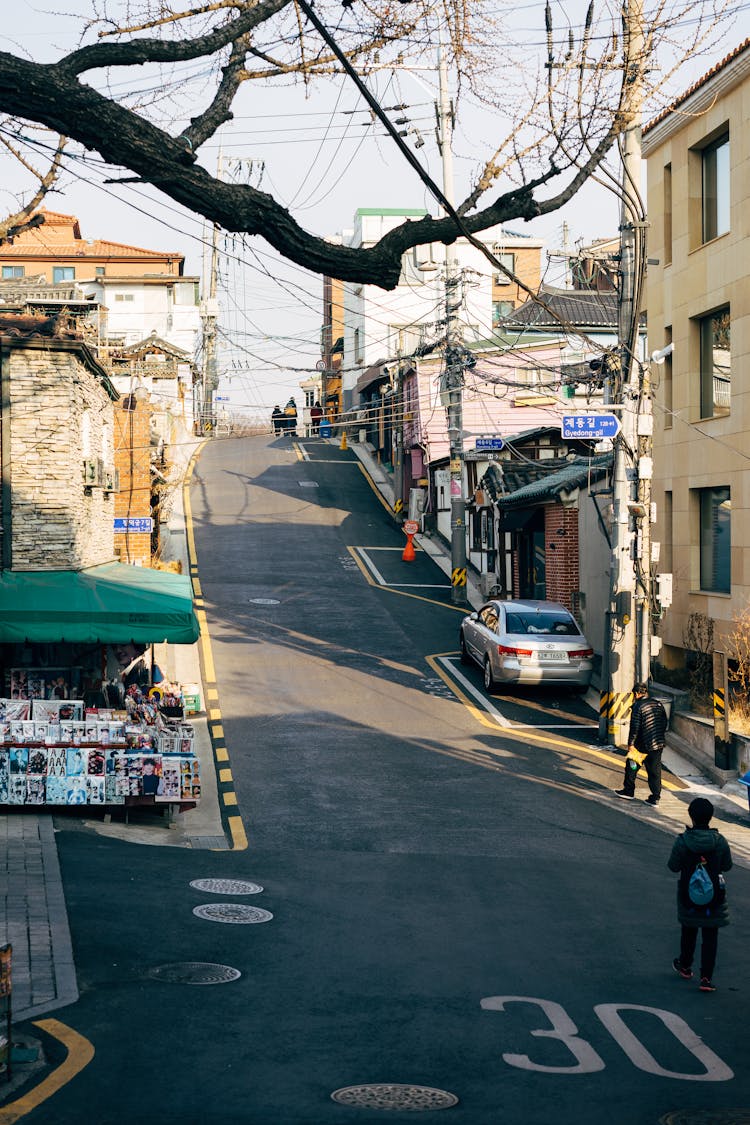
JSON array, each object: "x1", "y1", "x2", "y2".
[
  {"x1": 340, "y1": 430, "x2": 348, "y2": 451},
  {"x1": 402, "y1": 534, "x2": 416, "y2": 562}
]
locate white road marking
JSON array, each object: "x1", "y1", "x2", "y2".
[
  {"x1": 481, "y1": 997, "x2": 605, "y2": 1074},
  {"x1": 594, "y1": 1004, "x2": 734, "y2": 1082},
  {"x1": 438, "y1": 656, "x2": 598, "y2": 730},
  {"x1": 296, "y1": 443, "x2": 310, "y2": 461},
  {"x1": 355, "y1": 548, "x2": 387, "y2": 586}
]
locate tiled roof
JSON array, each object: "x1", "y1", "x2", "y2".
[
  {"x1": 644, "y1": 38, "x2": 750, "y2": 134},
  {"x1": 500, "y1": 287, "x2": 621, "y2": 330},
  {"x1": 498, "y1": 453, "x2": 613, "y2": 507},
  {"x1": 2, "y1": 238, "x2": 176, "y2": 259}
]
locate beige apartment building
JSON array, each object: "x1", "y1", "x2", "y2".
[{"x1": 643, "y1": 39, "x2": 750, "y2": 665}]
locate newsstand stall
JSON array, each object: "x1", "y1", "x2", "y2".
[{"x1": 0, "y1": 564, "x2": 201, "y2": 812}]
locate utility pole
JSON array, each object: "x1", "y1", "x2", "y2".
[
  {"x1": 437, "y1": 35, "x2": 468, "y2": 605},
  {"x1": 392, "y1": 347, "x2": 404, "y2": 520},
  {"x1": 604, "y1": 0, "x2": 649, "y2": 745},
  {"x1": 200, "y1": 151, "x2": 223, "y2": 435}
]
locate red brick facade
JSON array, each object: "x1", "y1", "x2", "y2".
[{"x1": 543, "y1": 506, "x2": 580, "y2": 608}]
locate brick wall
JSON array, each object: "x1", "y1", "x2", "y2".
[
  {"x1": 544, "y1": 506, "x2": 580, "y2": 608},
  {"x1": 6, "y1": 339, "x2": 117, "y2": 570},
  {"x1": 114, "y1": 398, "x2": 152, "y2": 565}
]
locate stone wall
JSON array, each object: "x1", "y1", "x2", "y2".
[{"x1": 5, "y1": 338, "x2": 118, "y2": 570}]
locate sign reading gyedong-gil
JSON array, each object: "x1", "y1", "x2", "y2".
[
  {"x1": 561, "y1": 413, "x2": 621, "y2": 440},
  {"x1": 475, "y1": 437, "x2": 505, "y2": 450},
  {"x1": 113, "y1": 518, "x2": 154, "y2": 533}
]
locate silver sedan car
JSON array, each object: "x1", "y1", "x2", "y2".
[{"x1": 459, "y1": 598, "x2": 594, "y2": 691}]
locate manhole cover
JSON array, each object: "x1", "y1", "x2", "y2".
[
  {"x1": 148, "y1": 962, "x2": 242, "y2": 985},
  {"x1": 330, "y1": 1084, "x2": 459, "y2": 1111},
  {"x1": 190, "y1": 878, "x2": 263, "y2": 895},
  {"x1": 249, "y1": 597, "x2": 280, "y2": 605},
  {"x1": 661, "y1": 1114, "x2": 750, "y2": 1125},
  {"x1": 193, "y1": 903, "x2": 273, "y2": 924}
]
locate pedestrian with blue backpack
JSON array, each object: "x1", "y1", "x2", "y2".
[{"x1": 668, "y1": 797, "x2": 732, "y2": 992}]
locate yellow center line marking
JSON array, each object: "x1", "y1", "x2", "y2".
[
  {"x1": 424, "y1": 653, "x2": 681, "y2": 791},
  {"x1": 0, "y1": 1020, "x2": 94, "y2": 1123}
]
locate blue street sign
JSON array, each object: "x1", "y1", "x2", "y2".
[
  {"x1": 113, "y1": 518, "x2": 153, "y2": 533},
  {"x1": 561, "y1": 413, "x2": 621, "y2": 440},
  {"x1": 475, "y1": 437, "x2": 504, "y2": 450},
  {"x1": 216, "y1": 395, "x2": 230, "y2": 401}
]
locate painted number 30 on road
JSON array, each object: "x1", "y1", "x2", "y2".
[{"x1": 480, "y1": 997, "x2": 733, "y2": 1082}]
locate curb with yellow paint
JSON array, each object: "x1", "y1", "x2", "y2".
[
  {"x1": 183, "y1": 446, "x2": 248, "y2": 851},
  {"x1": 0, "y1": 1020, "x2": 93, "y2": 1123}
]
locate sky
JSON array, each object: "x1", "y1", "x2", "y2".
[{"x1": 1, "y1": 0, "x2": 745, "y2": 416}]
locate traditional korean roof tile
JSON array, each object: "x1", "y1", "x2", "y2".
[
  {"x1": 500, "y1": 287, "x2": 621, "y2": 331},
  {"x1": 498, "y1": 453, "x2": 613, "y2": 508}
]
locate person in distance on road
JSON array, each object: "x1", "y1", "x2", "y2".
[
  {"x1": 614, "y1": 681, "x2": 668, "y2": 804},
  {"x1": 668, "y1": 797, "x2": 732, "y2": 992},
  {"x1": 271, "y1": 405, "x2": 284, "y2": 435}
]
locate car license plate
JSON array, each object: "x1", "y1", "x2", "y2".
[{"x1": 538, "y1": 651, "x2": 567, "y2": 662}]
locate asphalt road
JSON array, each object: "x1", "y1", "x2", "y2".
[{"x1": 34, "y1": 433, "x2": 750, "y2": 1125}]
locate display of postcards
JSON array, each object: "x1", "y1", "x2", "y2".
[
  {"x1": 9, "y1": 671, "x2": 29, "y2": 699},
  {"x1": 86, "y1": 775, "x2": 105, "y2": 804},
  {"x1": 26, "y1": 677, "x2": 45, "y2": 700},
  {"x1": 84, "y1": 722, "x2": 99, "y2": 743},
  {"x1": 72, "y1": 722, "x2": 86, "y2": 746},
  {"x1": 8, "y1": 775, "x2": 27, "y2": 804},
  {"x1": 46, "y1": 723, "x2": 61, "y2": 744},
  {"x1": 104, "y1": 774, "x2": 125, "y2": 804},
  {"x1": 179, "y1": 757, "x2": 201, "y2": 801},
  {"x1": 60, "y1": 721, "x2": 74, "y2": 742},
  {"x1": 25, "y1": 776, "x2": 46, "y2": 804},
  {"x1": 46, "y1": 747, "x2": 67, "y2": 776},
  {"x1": 155, "y1": 757, "x2": 181, "y2": 802},
  {"x1": 87, "y1": 748, "x2": 105, "y2": 776},
  {"x1": 0, "y1": 773, "x2": 7, "y2": 803},
  {"x1": 0, "y1": 699, "x2": 30, "y2": 721},
  {"x1": 65, "y1": 748, "x2": 87, "y2": 777},
  {"x1": 140, "y1": 755, "x2": 162, "y2": 797},
  {"x1": 109, "y1": 722, "x2": 126, "y2": 745},
  {"x1": 28, "y1": 748, "x2": 48, "y2": 775},
  {"x1": 56, "y1": 701, "x2": 84, "y2": 722},
  {"x1": 96, "y1": 723, "x2": 111, "y2": 745},
  {"x1": 44, "y1": 777, "x2": 68, "y2": 804},
  {"x1": 10, "y1": 721, "x2": 23, "y2": 743},
  {"x1": 32, "y1": 700, "x2": 63, "y2": 723},
  {"x1": 22, "y1": 721, "x2": 36, "y2": 742},
  {"x1": 158, "y1": 731, "x2": 177, "y2": 755},
  {"x1": 65, "y1": 777, "x2": 87, "y2": 805},
  {"x1": 9, "y1": 748, "x2": 28, "y2": 775},
  {"x1": 34, "y1": 722, "x2": 48, "y2": 742},
  {"x1": 0, "y1": 721, "x2": 10, "y2": 743}
]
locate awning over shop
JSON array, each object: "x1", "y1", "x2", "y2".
[{"x1": 0, "y1": 563, "x2": 200, "y2": 645}]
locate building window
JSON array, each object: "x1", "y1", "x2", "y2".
[
  {"x1": 493, "y1": 253, "x2": 516, "y2": 284},
  {"x1": 698, "y1": 486, "x2": 730, "y2": 593},
  {"x1": 52, "y1": 266, "x2": 74, "y2": 283},
  {"x1": 698, "y1": 307, "x2": 730, "y2": 419},
  {"x1": 492, "y1": 300, "x2": 514, "y2": 327},
  {"x1": 95, "y1": 266, "x2": 105, "y2": 276},
  {"x1": 663, "y1": 490, "x2": 673, "y2": 572},
  {"x1": 663, "y1": 163, "x2": 672, "y2": 266},
  {"x1": 114, "y1": 293, "x2": 135, "y2": 302},
  {"x1": 1, "y1": 265, "x2": 24, "y2": 279},
  {"x1": 702, "y1": 133, "x2": 729, "y2": 242}
]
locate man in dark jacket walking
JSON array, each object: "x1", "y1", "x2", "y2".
[
  {"x1": 614, "y1": 681, "x2": 668, "y2": 804},
  {"x1": 668, "y1": 797, "x2": 732, "y2": 992}
]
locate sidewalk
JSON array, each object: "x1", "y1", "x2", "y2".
[
  {"x1": 347, "y1": 437, "x2": 750, "y2": 861},
  {"x1": 0, "y1": 451, "x2": 226, "y2": 1028}
]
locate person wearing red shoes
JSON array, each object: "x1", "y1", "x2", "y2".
[{"x1": 668, "y1": 797, "x2": 732, "y2": 992}]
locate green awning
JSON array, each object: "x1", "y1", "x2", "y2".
[{"x1": 0, "y1": 563, "x2": 200, "y2": 645}]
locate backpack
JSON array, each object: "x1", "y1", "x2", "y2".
[{"x1": 680, "y1": 846, "x2": 725, "y2": 911}]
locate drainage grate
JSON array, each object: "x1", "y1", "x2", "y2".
[
  {"x1": 190, "y1": 878, "x2": 263, "y2": 895},
  {"x1": 148, "y1": 962, "x2": 242, "y2": 985},
  {"x1": 330, "y1": 1085, "x2": 459, "y2": 1111},
  {"x1": 661, "y1": 1114, "x2": 750, "y2": 1125},
  {"x1": 249, "y1": 597, "x2": 280, "y2": 605},
  {"x1": 298, "y1": 481, "x2": 319, "y2": 487},
  {"x1": 193, "y1": 903, "x2": 273, "y2": 924}
]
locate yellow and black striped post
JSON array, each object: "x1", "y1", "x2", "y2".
[
  {"x1": 451, "y1": 567, "x2": 467, "y2": 590},
  {"x1": 599, "y1": 690, "x2": 634, "y2": 740},
  {"x1": 713, "y1": 650, "x2": 732, "y2": 768},
  {"x1": 394, "y1": 498, "x2": 403, "y2": 516}
]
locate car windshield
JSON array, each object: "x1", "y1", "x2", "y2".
[{"x1": 504, "y1": 610, "x2": 580, "y2": 636}]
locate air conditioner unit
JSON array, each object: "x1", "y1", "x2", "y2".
[
  {"x1": 480, "y1": 573, "x2": 499, "y2": 598},
  {"x1": 102, "y1": 468, "x2": 119, "y2": 493},
  {"x1": 82, "y1": 458, "x2": 103, "y2": 487}
]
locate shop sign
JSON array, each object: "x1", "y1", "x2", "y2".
[{"x1": 113, "y1": 518, "x2": 154, "y2": 533}]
